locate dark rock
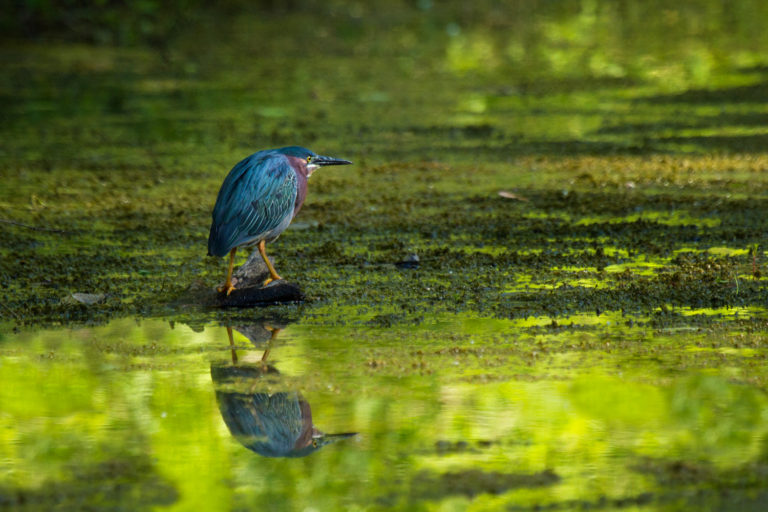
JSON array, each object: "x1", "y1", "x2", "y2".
[
  {"x1": 229, "y1": 250, "x2": 271, "y2": 289},
  {"x1": 214, "y1": 252, "x2": 304, "y2": 307},
  {"x1": 210, "y1": 362, "x2": 280, "y2": 383},
  {"x1": 232, "y1": 319, "x2": 292, "y2": 345},
  {"x1": 172, "y1": 252, "x2": 304, "y2": 308},
  {"x1": 215, "y1": 281, "x2": 304, "y2": 308},
  {"x1": 395, "y1": 253, "x2": 420, "y2": 269}
]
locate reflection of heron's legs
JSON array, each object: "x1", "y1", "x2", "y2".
[
  {"x1": 260, "y1": 326, "x2": 282, "y2": 364},
  {"x1": 245, "y1": 326, "x2": 283, "y2": 394},
  {"x1": 227, "y1": 326, "x2": 238, "y2": 365}
]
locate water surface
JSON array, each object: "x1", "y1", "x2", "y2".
[{"x1": 3, "y1": 314, "x2": 768, "y2": 510}]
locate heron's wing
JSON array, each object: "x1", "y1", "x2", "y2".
[
  {"x1": 216, "y1": 391, "x2": 304, "y2": 457},
  {"x1": 208, "y1": 153, "x2": 297, "y2": 256},
  {"x1": 216, "y1": 391, "x2": 268, "y2": 439}
]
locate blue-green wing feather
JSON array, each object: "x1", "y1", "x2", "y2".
[
  {"x1": 216, "y1": 391, "x2": 305, "y2": 457},
  {"x1": 208, "y1": 152, "x2": 297, "y2": 257}
]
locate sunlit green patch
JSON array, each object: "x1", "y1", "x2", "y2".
[
  {"x1": 705, "y1": 247, "x2": 750, "y2": 257},
  {"x1": 575, "y1": 210, "x2": 721, "y2": 228},
  {"x1": 502, "y1": 310, "x2": 632, "y2": 330},
  {"x1": 604, "y1": 259, "x2": 667, "y2": 276},
  {"x1": 504, "y1": 272, "x2": 610, "y2": 291},
  {"x1": 674, "y1": 306, "x2": 767, "y2": 319}
]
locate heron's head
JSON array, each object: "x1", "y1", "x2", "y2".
[
  {"x1": 278, "y1": 146, "x2": 352, "y2": 177},
  {"x1": 290, "y1": 431, "x2": 357, "y2": 457}
]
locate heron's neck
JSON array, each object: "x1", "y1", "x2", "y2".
[{"x1": 287, "y1": 157, "x2": 309, "y2": 217}]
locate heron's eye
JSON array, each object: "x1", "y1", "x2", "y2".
[
  {"x1": 306, "y1": 156, "x2": 312, "y2": 163},
  {"x1": 312, "y1": 440, "x2": 318, "y2": 447}
]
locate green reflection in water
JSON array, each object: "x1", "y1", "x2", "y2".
[{"x1": 2, "y1": 316, "x2": 768, "y2": 510}]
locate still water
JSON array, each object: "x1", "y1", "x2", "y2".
[{"x1": 3, "y1": 314, "x2": 768, "y2": 510}]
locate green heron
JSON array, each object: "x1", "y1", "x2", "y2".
[
  {"x1": 208, "y1": 146, "x2": 352, "y2": 295},
  {"x1": 211, "y1": 325, "x2": 356, "y2": 458}
]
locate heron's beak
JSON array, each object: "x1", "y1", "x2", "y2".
[{"x1": 314, "y1": 155, "x2": 353, "y2": 166}]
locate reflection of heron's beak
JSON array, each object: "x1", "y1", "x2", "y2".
[{"x1": 316, "y1": 432, "x2": 357, "y2": 444}]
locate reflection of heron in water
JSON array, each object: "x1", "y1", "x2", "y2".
[{"x1": 211, "y1": 322, "x2": 356, "y2": 458}]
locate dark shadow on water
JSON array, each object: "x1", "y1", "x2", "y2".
[
  {"x1": 625, "y1": 455, "x2": 768, "y2": 512},
  {"x1": 652, "y1": 133, "x2": 768, "y2": 154},
  {"x1": 210, "y1": 321, "x2": 356, "y2": 458},
  {"x1": 596, "y1": 113, "x2": 768, "y2": 136},
  {"x1": 409, "y1": 469, "x2": 560, "y2": 500},
  {"x1": 0, "y1": 455, "x2": 177, "y2": 511},
  {"x1": 641, "y1": 81, "x2": 768, "y2": 105}
]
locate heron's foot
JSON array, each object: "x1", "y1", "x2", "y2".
[
  {"x1": 217, "y1": 282, "x2": 236, "y2": 296},
  {"x1": 262, "y1": 275, "x2": 282, "y2": 287}
]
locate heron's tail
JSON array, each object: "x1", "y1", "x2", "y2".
[{"x1": 208, "y1": 221, "x2": 234, "y2": 257}]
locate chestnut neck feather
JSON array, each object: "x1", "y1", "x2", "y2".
[
  {"x1": 286, "y1": 156, "x2": 309, "y2": 217},
  {"x1": 293, "y1": 398, "x2": 314, "y2": 450}
]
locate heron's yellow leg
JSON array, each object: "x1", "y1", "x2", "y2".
[
  {"x1": 217, "y1": 247, "x2": 237, "y2": 295},
  {"x1": 258, "y1": 240, "x2": 282, "y2": 285}
]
